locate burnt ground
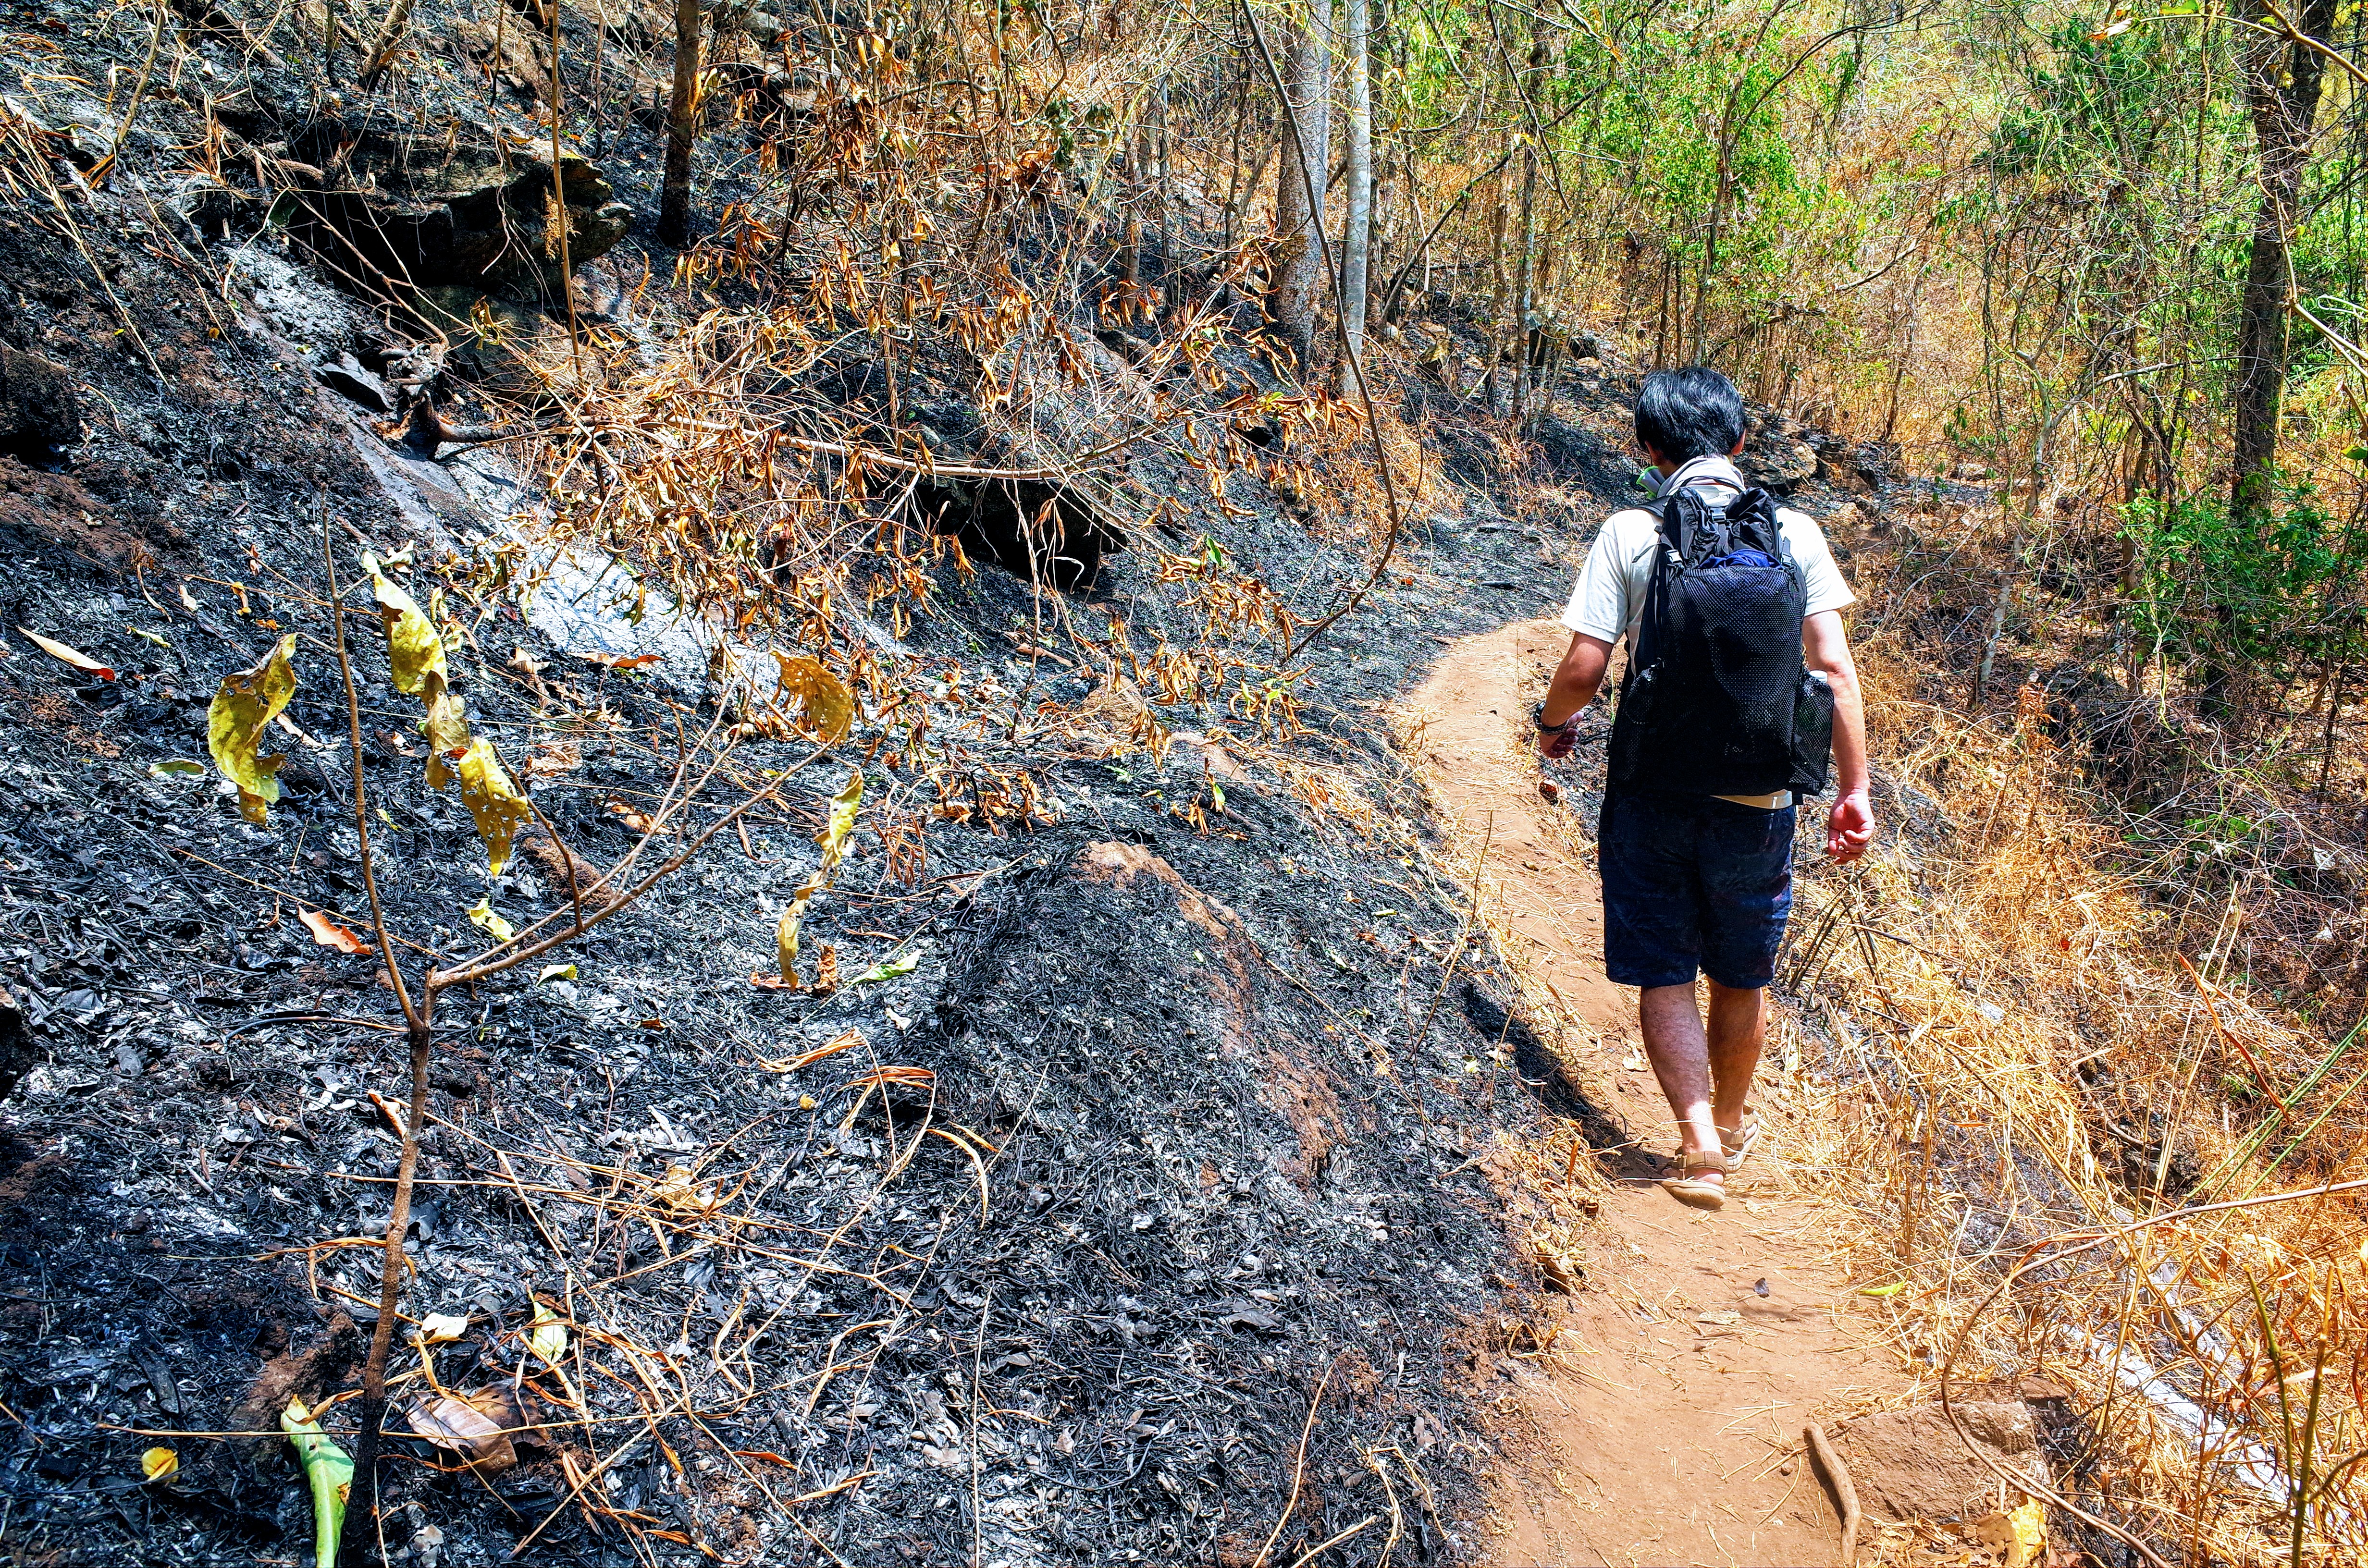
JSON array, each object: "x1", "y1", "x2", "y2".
[{"x1": 0, "y1": 10, "x2": 1907, "y2": 1567}]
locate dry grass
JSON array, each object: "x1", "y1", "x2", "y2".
[{"x1": 1766, "y1": 665, "x2": 2368, "y2": 1566}]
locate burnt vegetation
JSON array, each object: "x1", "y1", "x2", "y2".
[{"x1": 0, "y1": 0, "x2": 2366, "y2": 1564}]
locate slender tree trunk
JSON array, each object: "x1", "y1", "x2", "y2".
[
  {"x1": 1270, "y1": 0, "x2": 1333, "y2": 375},
  {"x1": 1339, "y1": 0, "x2": 1372, "y2": 390},
  {"x1": 1482, "y1": 194, "x2": 1509, "y2": 412},
  {"x1": 2232, "y1": 0, "x2": 2335, "y2": 517},
  {"x1": 2208, "y1": 0, "x2": 2337, "y2": 716},
  {"x1": 1510, "y1": 136, "x2": 1539, "y2": 419},
  {"x1": 658, "y1": 0, "x2": 702, "y2": 247}
]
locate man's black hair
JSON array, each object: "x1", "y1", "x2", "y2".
[{"x1": 1633, "y1": 366, "x2": 1747, "y2": 463}]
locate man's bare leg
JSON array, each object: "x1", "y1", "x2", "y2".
[
  {"x1": 1704, "y1": 979, "x2": 1765, "y2": 1148},
  {"x1": 1640, "y1": 983, "x2": 1724, "y2": 1182}
]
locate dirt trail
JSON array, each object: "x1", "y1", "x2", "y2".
[{"x1": 1398, "y1": 619, "x2": 1904, "y2": 1568}]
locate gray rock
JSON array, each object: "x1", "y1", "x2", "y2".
[
  {"x1": 1743, "y1": 439, "x2": 1818, "y2": 491},
  {"x1": 1836, "y1": 1401, "x2": 2050, "y2": 1522},
  {"x1": 281, "y1": 125, "x2": 631, "y2": 301}
]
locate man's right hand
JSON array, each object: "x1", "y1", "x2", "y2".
[
  {"x1": 1537, "y1": 717, "x2": 1581, "y2": 760},
  {"x1": 1826, "y1": 789, "x2": 1874, "y2": 862}
]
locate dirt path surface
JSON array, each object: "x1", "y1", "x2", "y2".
[{"x1": 1398, "y1": 619, "x2": 1904, "y2": 1568}]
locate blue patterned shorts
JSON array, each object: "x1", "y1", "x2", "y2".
[{"x1": 1597, "y1": 790, "x2": 1796, "y2": 991}]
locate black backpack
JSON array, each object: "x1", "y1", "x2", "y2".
[{"x1": 1606, "y1": 483, "x2": 1836, "y2": 797}]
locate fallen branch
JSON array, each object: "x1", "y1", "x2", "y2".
[{"x1": 1804, "y1": 1422, "x2": 1860, "y2": 1568}]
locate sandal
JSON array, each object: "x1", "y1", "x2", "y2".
[
  {"x1": 1659, "y1": 1153, "x2": 1727, "y2": 1212},
  {"x1": 1669, "y1": 1121, "x2": 1762, "y2": 1176},
  {"x1": 1717, "y1": 1119, "x2": 1762, "y2": 1174}
]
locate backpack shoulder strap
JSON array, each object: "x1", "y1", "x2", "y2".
[{"x1": 1630, "y1": 495, "x2": 1684, "y2": 674}]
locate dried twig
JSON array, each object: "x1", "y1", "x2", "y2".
[
  {"x1": 1804, "y1": 1422, "x2": 1860, "y2": 1568},
  {"x1": 1250, "y1": 1355, "x2": 1339, "y2": 1568}
]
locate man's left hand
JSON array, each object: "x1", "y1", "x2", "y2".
[
  {"x1": 1826, "y1": 789, "x2": 1874, "y2": 862},
  {"x1": 1537, "y1": 716, "x2": 1581, "y2": 760}
]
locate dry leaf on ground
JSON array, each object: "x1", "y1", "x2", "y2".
[
  {"x1": 297, "y1": 910, "x2": 369, "y2": 954},
  {"x1": 17, "y1": 627, "x2": 114, "y2": 679}
]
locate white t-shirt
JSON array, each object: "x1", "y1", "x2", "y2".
[{"x1": 1560, "y1": 456, "x2": 1855, "y2": 808}]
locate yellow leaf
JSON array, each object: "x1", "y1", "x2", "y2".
[
  {"x1": 17, "y1": 626, "x2": 115, "y2": 679},
  {"x1": 2006, "y1": 1499, "x2": 2046, "y2": 1568},
  {"x1": 208, "y1": 635, "x2": 296, "y2": 823},
  {"x1": 421, "y1": 672, "x2": 471, "y2": 788},
  {"x1": 775, "y1": 904, "x2": 801, "y2": 984},
  {"x1": 466, "y1": 897, "x2": 515, "y2": 943},
  {"x1": 771, "y1": 652, "x2": 854, "y2": 744},
  {"x1": 1857, "y1": 1281, "x2": 1908, "y2": 1298},
  {"x1": 456, "y1": 739, "x2": 532, "y2": 876},
  {"x1": 141, "y1": 1446, "x2": 179, "y2": 1483},
  {"x1": 819, "y1": 768, "x2": 863, "y2": 869},
  {"x1": 361, "y1": 555, "x2": 446, "y2": 695},
  {"x1": 770, "y1": 770, "x2": 863, "y2": 988}
]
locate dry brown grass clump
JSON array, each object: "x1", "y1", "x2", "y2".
[{"x1": 1775, "y1": 667, "x2": 2368, "y2": 1566}]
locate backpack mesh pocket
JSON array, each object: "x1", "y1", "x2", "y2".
[{"x1": 1788, "y1": 669, "x2": 1835, "y2": 795}]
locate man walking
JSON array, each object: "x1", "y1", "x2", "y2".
[{"x1": 1533, "y1": 367, "x2": 1873, "y2": 1211}]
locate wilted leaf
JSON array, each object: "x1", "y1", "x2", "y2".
[
  {"x1": 280, "y1": 1395, "x2": 353, "y2": 1568},
  {"x1": 757, "y1": 1029, "x2": 866, "y2": 1072},
  {"x1": 849, "y1": 951, "x2": 919, "y2": 986},
  {"x1": 576, "y1": 650, "x2": 663, "y2": 670},
  {"x1": 361, "y1": 554, "x2": 446, "y2": 696},
  {"x1": 768, "y1": 771, "x2": 863, "y2": 990},
  {"x1": 406, "y1": 1389, "x2": 519, "y2": 1473},
  {"x1": 528, "y1": 1302, "x2": 568, "y2": 1366},
  {"x1": 456, "y1": 739, "x2": 532, "y2": 876},
  {"x1": 416, "y1": 1311, "x2": 470, "y2": 1345},
  {"x1": 18, "y1": 627, "x2": 115, "y2": 680},
  {"x1": 421, "y1": 674, "x2": 470, "y2": 785},
  {"x1": 771, "y1": 652, "x2": 854, "y2": 744},
  {"x1": 141, "y1": 1446, "x2": 179, "y2": 1483},
  {"x1": 298, "y1": 909, "x2": 370, "y2": 955},
  {"x1": 650, "y1": 1163, "x2": 717, "y2": 1213},
  {"x1": 132, "y1": 626, "x2": 169, "y2": 648},
  {"x1": 537, "y1": 963, "x2": 578, "y2": 983},
  {"x1": 148, "y1": 759, "x2": 206, "y2": 778},
  {"x1": 819, "y1": 770, "x2": 862, "y2": 865},
  {"x1": 466, "y1": 898, "x2": 515, "y2": 943},
  {"x1": 773, "y1": 905, "x2": 802, "y2": 985},
  {"x1": 208, "y1": 636, "x2": 296, "y2": 823}
]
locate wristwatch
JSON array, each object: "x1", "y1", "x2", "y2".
[{"x1": 1532, "y1": 701, "x2": 1571, "y2": 731}]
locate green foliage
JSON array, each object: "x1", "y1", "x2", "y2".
[{"x1": 2121, "y1": 480, "x2": 2368, "y2": 681}]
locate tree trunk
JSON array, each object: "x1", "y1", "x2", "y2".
[
  {"x1": 1510, "y1": 135, "x2": 1539, "y2": 419},
  {"x1": 1482, "y1": 194, "x2": 1509, "y2": 412},
  {"x1": 657, "y1": 0, "x2": 702, "y2": 247},
  {"x1": 2231, "y1": 0, "x2": 2335, "y2": 520},
  {"x1": 1270, "y1": 0, "x2": 1333, "y2": 376},
  {"x1": 1338, "y1": 0, "x2": 1372, "y2": 391},
  {"x1": 2210, "y1": 0, "x2": 2336, "y2": 715}
]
